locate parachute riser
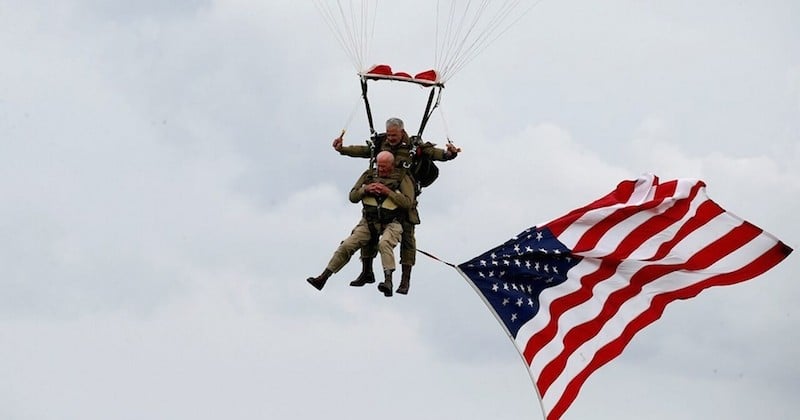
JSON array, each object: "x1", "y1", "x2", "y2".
[
  {"x1": 360, "y1": 76, "x2": 377, "y2": 137},
  {"x1": 360, "y1": 76, "x2": 379, "y2": 171},
  {"x1": 416, "y1": 85, "x2": 444, "y2": 138}
]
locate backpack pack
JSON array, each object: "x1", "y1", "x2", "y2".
[{"x1": 410, "y1": 138, "x2": 440, "y2": 188}]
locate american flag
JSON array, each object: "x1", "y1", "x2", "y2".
[{"x1": 458, "y1": 174, "x2": 792, "y2": 420}]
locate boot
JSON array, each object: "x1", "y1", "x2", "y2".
[
  {"x1": 306, "y1": 269, "x2": 332, "y2": 291},
  {"x1": 396, "y1": 264, "x2": 412, "y2": 295},
  {"x1": 377, "y1": 270, "x2": 393, "y2": 297},
  {"x1": 349, "y1": 257, "x2": 375, "y2": 287}
]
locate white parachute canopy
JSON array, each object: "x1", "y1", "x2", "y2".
[{"x1": 313, "y1": 0, "x2": 537, "y2": 85}]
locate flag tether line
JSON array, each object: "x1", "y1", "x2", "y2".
[{"x1": 416, "y1": 248, "x2": 457, "y2": 268}]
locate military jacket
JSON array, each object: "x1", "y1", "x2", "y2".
[{"x1": 349, "y1": 168, "x2": 415, "y2": 224}]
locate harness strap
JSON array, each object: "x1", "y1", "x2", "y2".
[
  {"x1": 366, "y1": 219, "x2": 380, "y2": 248},
  {"x1": 363, "y1": 202, "x2": 402, "y2": 248}
]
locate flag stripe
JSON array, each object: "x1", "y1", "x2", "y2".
[
  {"x1": 545, "y1": 177, "x2": 645, "y2": 237},
  {"x1": 551, "y1": 179, "x2": 697, "y2": 258},
  {"x1": 514, "y1": 259, "x2": 601, "y2": 354},
  {"x1": 604, "y1": 181, "x2": 705, "y2": 260},
  {"x1": 545, "y1": 238, "x2": 792, "y2": 420},
  {"x1": 541, "y1": 230, "x2": 784, "y2": 414},
  {"x1": 539, "y1": 214, "x2": 778, "y2": 401},
  {"x1": 537, "y1": 220, "x2": 763, "y2": 395},
  {"x1": 524, "y1": 182, "x2": 709, "y2": 367},
  {"x1": 570, "y1": 180, "x2": 681, "y2": 254},
  {"x1": 523, "y1": 258, "x2": 618, "y2": 364},
  {"x1": 648, "y1": 200, "x2": 726, "y2": 261}
]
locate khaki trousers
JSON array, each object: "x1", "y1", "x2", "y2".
[
  {"x1": 359, "y1": 220, "x2": 416, "y2": 266},
  {"x1": 326, "y1": 218, "x2": 403, "y2": 273}
]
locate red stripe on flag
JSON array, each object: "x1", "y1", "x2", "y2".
[
  {"x1": 606, "y1": 181, "x2": 703, "y2": 259},
  {"x1": 523, "y1": 182, "x2": 704, "y2": 364},
  {"x1": 546, "y1": 178, "x2": 641, "y2": 237},
  {"x1": 648, "y1": 200, "x2": 726, "y2": 261},
  {"x1": 546, "y1": 240, "x2": 792, "y2": 420},
  {"x1": 536, "y1": 222, "x2": 763, "y2": 395},
  {"x1": 522, "y1": 258, "x2": 619, "y2": 363},
  {"x1": 571, "y1": 197, "x2": 669, "y2": 253}
]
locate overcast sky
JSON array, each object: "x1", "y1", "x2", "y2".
[{"x1": 2, "y1": 1, "x2": 798, "y2": 419}]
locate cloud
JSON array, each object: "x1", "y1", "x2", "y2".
[
  {"x1": 1, "y1": 1, "x2": 798, "y2": 419},
  {"x1": 0, "y1": 283, "x2": 432, "y2": 419}
]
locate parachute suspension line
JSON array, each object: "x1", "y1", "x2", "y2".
[
  {"x1": 350, "y1": 0, "x2": 376, "y2": 70},
  {"x1": 313, "y1": 1, "x2": 359, "y2": 70},
  {"x1": 436, "y1": 0, "x2": 518, "y2": 81},
  {"x1": 366, "y1": 1, "x2": 378, "y2": 69},
  {"x1": 434, "y1": 0, "x2": 458, "y2": 75},
  {"x1": 434, "y1": 0, "x2": 540, "y2": 82},
  {"x1": 312, "y1": 0, "x2": 378, "y2": 72},
  {"x1": 437, "y1": 104, "x2": 453, "y2": 144},
  {"x1": 452, "y1": 0, "x2": 544, "y2": 77},
  {"x1": 340, "y1": 92, "x2": 364, "y2": 137},
  {"x1": 435, "y1": 0, "x2": 479, "y2": 80},
  {"x1": 437, "y1": 0, "x2": 483, "y2": 81}
]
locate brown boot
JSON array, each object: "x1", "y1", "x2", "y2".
[
  {"x1": 306, "y1": 269, "x2": 332, "y2": 291},
  {"x1": 349, "y1": 257, "x2": 375, "y2": 287},
  {"x1": 396, "y1": 264, "x2": 412, "y2": 295},
  {"x1": 377, "y1": 270, "x2": 393, "y2": 297}
]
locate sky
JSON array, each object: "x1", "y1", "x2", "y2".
[{"x1": 1, "y1": 1, "x2": 798, "y2": 419}]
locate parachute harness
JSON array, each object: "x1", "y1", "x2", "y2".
[{"x1": 359, "y1": 73, "x2": 446, "y2": 169}]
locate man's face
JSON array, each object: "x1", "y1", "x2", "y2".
[
  {"x1": 385, "y1": 125, "x2": 403, "y2": 145},
  {"x1": 376, "y1": 157, "x2": 393, "y2": 177}
]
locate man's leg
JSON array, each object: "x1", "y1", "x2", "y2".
[
  {"x1": 397, "y1": 222, "x2": 416, "y2": 295},
  {"x1": 308, "y1": 219, "x2": 370, "y2": 291},
  {"x1": 376, "y1": 221, "x2": 403, "y2": 297},
  {"x1": 350, "y1": 242, "x2": 378, "y2": 286}
]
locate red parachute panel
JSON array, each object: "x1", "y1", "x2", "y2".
[{"x1": 360, "y1": 64, "x2": 442, "y2": 87}]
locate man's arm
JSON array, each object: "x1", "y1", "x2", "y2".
[
  {"x1": 364, "y1": 176, "x2": 414, "y2": 209},
  {"x1": 348, "y1": 171, "x2": 370, "y2": 203},
  {"x1": 333, "y1": 136, "x2": 372, "y2": 158},
  {"x1": 420, "y1": 141, "x2": 461, "y2": 161},
  {"x1": 339, "y1": 144, "x2": 372, "y2": 158},
  {"x1": 385, "y1": 175, "x2": 415, "y2": 210}
]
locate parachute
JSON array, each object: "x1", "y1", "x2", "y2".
[{"x1": 313, "y1": 0, "x2": 537, "y2": 138}]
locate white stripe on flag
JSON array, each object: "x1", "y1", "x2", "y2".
[{"x1": 540, "y1": 229, "x2": 781, "y2": 413}]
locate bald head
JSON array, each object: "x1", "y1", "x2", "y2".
[{"x1": 376, "y1": 151, "x2": 394, "y2": 177}]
